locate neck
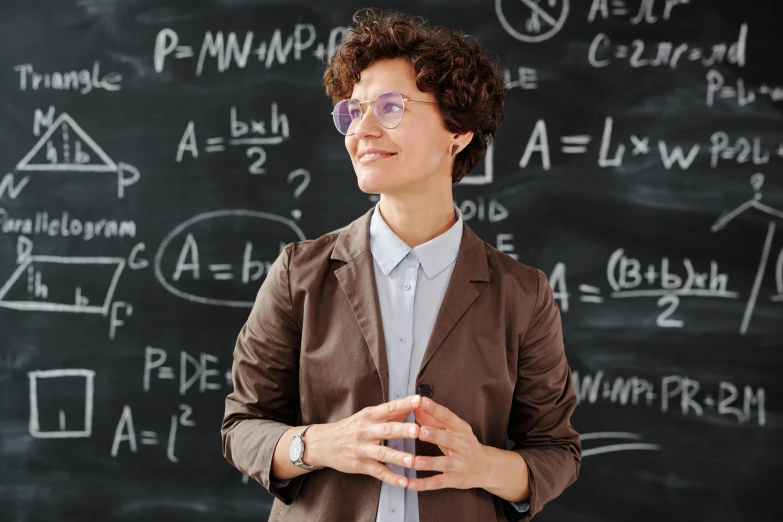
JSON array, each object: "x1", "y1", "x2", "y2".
[{"x1": 377, "y1": 191, "x2": 457, "y2": 248}]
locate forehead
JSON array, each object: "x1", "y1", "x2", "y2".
[{"x1": 350, "y1": 58, "x2": 424, "y2": 99}]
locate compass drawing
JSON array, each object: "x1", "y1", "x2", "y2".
[
  {"x1": 711, "y1": 173, "x2": 783, "y2": 335},
  {"x1": 495, "y1": 0, "x2": 569, "y2": 43}
]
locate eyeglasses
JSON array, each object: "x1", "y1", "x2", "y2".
[{"x1": 331, "y1": 91, "x2": 437, "y2": 135}]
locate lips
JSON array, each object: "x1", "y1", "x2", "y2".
[{"x1": 358, "y1": 152, "x2": 397, "y2": 164}]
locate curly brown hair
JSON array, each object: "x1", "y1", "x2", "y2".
[{"x1": 322, "y1": 8, "x2": 507, "y2": 184}]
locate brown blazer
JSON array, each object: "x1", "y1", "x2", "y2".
[{"x1": 221, "y1": 206, "x2": 581, "y2": 522}]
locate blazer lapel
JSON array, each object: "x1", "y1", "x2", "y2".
[
  {"x1": 332, "y1": 208, "x2": 391, "y2": 399},
  {"x1": 331, "y1": 205, "x2": 491, "y2": 401},
  {"x1": 417, "y1": 213, "x2": 490, "y2": 379}
]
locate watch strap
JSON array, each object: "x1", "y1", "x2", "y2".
[{"x1": 292, "y1": 424, "x2": 324, "y2": 470}]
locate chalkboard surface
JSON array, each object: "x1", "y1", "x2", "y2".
[{"x1": 1, "y1": 1, "x2": 781, "y2": 521}]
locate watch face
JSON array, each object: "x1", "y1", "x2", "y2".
[{"x1": 289, "y1": 437, "x2": 303, "y2": 461}]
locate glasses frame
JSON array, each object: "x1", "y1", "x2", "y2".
[{"x1": 331, "y1": 91, "x2": 438, "y2": 135}]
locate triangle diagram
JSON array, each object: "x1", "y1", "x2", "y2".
[{"x1": 16, "y1": 113, "x2": 118, "y2": 172}]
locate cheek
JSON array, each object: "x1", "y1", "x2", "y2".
[
  {"x1": 401, "y1": 121, "x2": 446, "y2": 157},
  {"x1": 395, "y1": 130, "x2": 425, "y2": 158},
  {"x1": 398, "y1": 131, "x2": 445, "y2": 167},
  {"x1": 345, "y1": 139, "x2": 358, "y2": 164}
]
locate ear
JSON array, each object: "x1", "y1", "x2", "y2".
[{"x1": 450, "y1": 130, "x2": 475, "y2": 156}]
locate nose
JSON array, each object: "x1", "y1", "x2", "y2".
[{"x1": 351, "y1": 103, "x2": 383, "y2": 137}]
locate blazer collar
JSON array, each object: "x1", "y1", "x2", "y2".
[{"x1": 330, "y1": 205, "x2": 490, "y2": 400}]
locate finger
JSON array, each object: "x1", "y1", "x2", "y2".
[
  {"x1": 418, "y1": 425, "x2": 454, "y2": 450},
  {"x1": 373, "y1": 421, "x2": 420, "y2": 441},
  {"x1": 412, "y1": 407, "x2": 447, "y2": 431},
  {"x1": 413, "y1": 455, "x2": 452, "y2": 473},
  {"x1": 363, "y1": 461, "x2": 412, "y2": 488},
  {"x1": 388, "y1": 408, "x2": 416, "y2": 423},
  {"x1": 417, "y1": 398, "x2": 468, "y2": 432},
  {"x1": 368, "y1": 395, "x2": 422, "y2": 421},
  {"x1": 408, "y1": 473, "x2": 450, "y2": 491},
  {"x1": 359, "y1": 442, "x2": 417, "y2": 469}
]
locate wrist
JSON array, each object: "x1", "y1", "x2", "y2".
[
  {"x1": 482, "y1": 446, "x2": 531, "y2": 503},
  {"x1": 302, "y1": 423, "x2": 328, "y2": 469},
  {"x1": 481, "y1": 444, "x2": 502, "y2": 489}
]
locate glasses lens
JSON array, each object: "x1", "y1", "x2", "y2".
[
  {"x1": 333, "y1": 99, "x2": 361, "y2": 135},
  {"x1": 375, "y1": 92, "x2": 405, "y2": 129}
]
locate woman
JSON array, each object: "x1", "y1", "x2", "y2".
[{"x1": 222, "y1": 8, "x2": 581, "y2": 522}]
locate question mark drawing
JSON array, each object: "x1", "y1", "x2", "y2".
[
  {"x1": 287, "y1": 168, "x2": 310, "y2": 220},
  {"x1": 750, "y1": 173, "x2": 765, "y2": 200}
]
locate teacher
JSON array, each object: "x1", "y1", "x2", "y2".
[{"x1": 221, "y1": 7, "x2": 581, "y2": 522}]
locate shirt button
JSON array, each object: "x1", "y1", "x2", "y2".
[
  {"x1": 398, "y1": 336, "x2": 406, "y2": 344},
  {"x1": 403, "y1": 282, "x2": 411, "y2": 290},
  {"x1": 407, "y1": 252, "x2": 414, "y2": 260},
  {"x1": 390, "y1": 507, "x2": 397, "y2": 514}
]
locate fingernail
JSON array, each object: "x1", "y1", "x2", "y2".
[
  {"x1": 398, "y1": 478, "x2": 406, "y2": 487},
  {"x1": 423, "y1": 398, "x2": 431, "y2": 408},
  {"x1": 421, "y1": 428, "x2": 430, "y2": 438},
  {"x1": 411, "y1": 395, "x2": 420, "y2": 404},
  {"x1": 403, "y1": 456, "x2": 412, "y2": 466},
  {"x1": 408, "y1": 426, "x2": 416, "y2": 436}
]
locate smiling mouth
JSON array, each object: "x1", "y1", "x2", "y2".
[{"x1": 358, "y1": 153, "x2": 397, "y2": 164}]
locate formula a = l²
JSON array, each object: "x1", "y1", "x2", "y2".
[{"x1": 3, "y1": 107, "x2": 140, "y2": 200}]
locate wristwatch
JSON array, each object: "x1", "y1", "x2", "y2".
[{"x1": 289, "y1": 424, "x2": 324, "y2": 470}]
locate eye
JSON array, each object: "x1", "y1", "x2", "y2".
[
  {"x1": 381, "y1": 102, "x2": 403, "y2": 115},
  {"x1": 338, "y1": 115, "x2": 352, "y2": 128}
]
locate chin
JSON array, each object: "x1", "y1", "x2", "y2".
[{"x1": 355, "y1": 169, "x2": 394, "y2": 195}]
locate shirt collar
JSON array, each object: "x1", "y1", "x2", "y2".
[{"x1": 369, "y1": 200, "x2": 463, "y2": 279}]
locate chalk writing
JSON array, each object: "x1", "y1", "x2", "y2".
[{"x1": 574, "y1": 371, "x2": 767, "y2": 426}]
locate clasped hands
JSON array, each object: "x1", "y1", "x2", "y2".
[{"x1": 383, "y1": 394, "x2": 491, "y2": 492}]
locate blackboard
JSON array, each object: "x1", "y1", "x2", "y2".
[{"x1": 1, "y1": 1, "x2": 781, "y2": 521}]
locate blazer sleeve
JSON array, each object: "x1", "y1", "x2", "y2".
[
  {"x1": 220, "y1": 243, "x2": 308, "y2": 504},
  {"x1": 502, "y1": 268, "x2": 581, "y2": 521}
]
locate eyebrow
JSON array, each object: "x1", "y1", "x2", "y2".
[{"x1": 351, "y1": 91, "x2": 414, "y2": 100}]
